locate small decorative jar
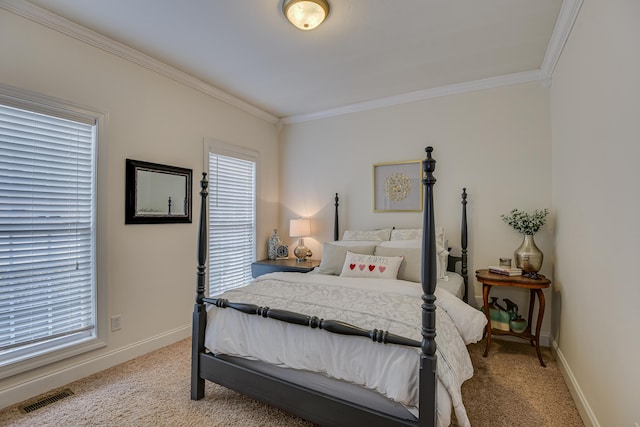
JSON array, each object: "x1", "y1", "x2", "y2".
[
  {"x1": 509, "y1": 316, "x2": 528, "y2": 334},
  {"x1": 499, "y1": 258, "x2": 512, "y2": 268}
]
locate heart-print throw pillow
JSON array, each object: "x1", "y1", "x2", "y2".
[{"x1": 339, "y1": 251, "x2": 403, "y2": 280}]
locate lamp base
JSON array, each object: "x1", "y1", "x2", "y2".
[{"x1": 294, "y1": 245, "x2": 309, "y2": 262}]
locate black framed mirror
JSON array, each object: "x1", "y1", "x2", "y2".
[{"x1": 125, "y1": 159, "x2": 192, "y2": 224}]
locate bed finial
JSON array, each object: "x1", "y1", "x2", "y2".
[
  {"x1": 201, "y1": 172, "x2": 208, "y2": 192},
  {"x1": 423, "y1": 146, "x2": 436, "y2": 184}
]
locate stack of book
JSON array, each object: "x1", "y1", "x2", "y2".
[{"x1": 488, "y1": 265, "x2": 523, "y2": 276}]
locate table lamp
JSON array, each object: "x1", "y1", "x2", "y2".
[{"x1": 289, "y1": 218, "x2": 311, "y2": 262}]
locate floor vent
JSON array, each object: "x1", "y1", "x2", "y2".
[{"x1": 18, "y1": 389, "x2": 74, "y2": 414}]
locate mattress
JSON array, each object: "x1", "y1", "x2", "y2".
[{"x1": 204, "y1": 272, "x2": 485, "y2": 427}]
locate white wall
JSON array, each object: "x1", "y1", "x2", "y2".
[
  {"x1": 550, "y1": 1, "x2": 640, "y2": 426},
  {"x1": 0, "y1": 9, "x2": 279, "y2": 408},
  {"x1": 280, "y1": 82, "x2": 553, "y2": 320},
  {"x1": 7, "y1": 3, "x2": 636, "y2": 425}
]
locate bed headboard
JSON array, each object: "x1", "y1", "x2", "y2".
[{"x1": 331, "y1": 187, "x2": 469, "y2": 303}]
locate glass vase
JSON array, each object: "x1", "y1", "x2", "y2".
[
  {"x1": 268, "y1": 229, "x2": 281, "y2": 260},
  {"x1": 514, "y1": 234, "x2": 543, "y2": 273}
]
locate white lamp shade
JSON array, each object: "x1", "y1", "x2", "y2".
[
  {"x1": 283, "y1": 0, "x2": 329, "y2": 31},
  {"x1": 289, "y1": 219, "x2": 311, "y2": 237}
]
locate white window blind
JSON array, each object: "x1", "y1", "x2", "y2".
[
  {"x1": 208, "y1": 152, "x2": 256, "y2": 296},
  {"x1": 0, "y1": 103, "x2": 96, "y2": 366}
]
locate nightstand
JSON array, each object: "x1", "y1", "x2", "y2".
[
  {"x1": 251, "y1": 259, "x2": 321, "y2": 278},
  {"x1": 475, "y1": 269, "x2": 551, "y2": 367}
]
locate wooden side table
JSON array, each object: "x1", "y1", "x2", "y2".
[
  {"x1": 251, "y1": 259, "x2": 321, "y2": 278},
  {"x1": 475, "y1": 269, "x2": 551, "y2": 367}
]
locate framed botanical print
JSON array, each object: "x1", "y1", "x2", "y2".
[{"x1": 373, "y1": 160, "x2": 423, "y2": 212}]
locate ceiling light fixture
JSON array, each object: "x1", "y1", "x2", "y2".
[{"x1": 282, "y1": 0, "x2": 330, "y2": 31}]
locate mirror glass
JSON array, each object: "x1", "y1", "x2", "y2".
[{"x1": 136, "y1": 170, "x2": 187, "y2": 216}]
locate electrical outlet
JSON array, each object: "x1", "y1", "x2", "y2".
[{"x1": 110, "y1": 315, "x2": 121, "y2": 332}]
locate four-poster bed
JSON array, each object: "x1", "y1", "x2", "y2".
[{"x1": 191, "y1": 147, "x2": 483, "y2": 426}]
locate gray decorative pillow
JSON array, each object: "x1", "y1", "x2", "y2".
[
  {"x1": 374, "y1": 245, "x2": 422, "y2": 282},
  {"x1": 316, "y1": 242, "x2": 377, "y2": 275},
  {"x1": 374, "y1": 244, "x2": 447, "y2": 282}
]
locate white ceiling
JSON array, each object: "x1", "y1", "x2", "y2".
[{"x1": 15, "y1": 0, "x2": 565, "y2": 122}]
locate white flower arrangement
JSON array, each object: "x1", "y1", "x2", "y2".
[{"x1": 501, "y1": 208, "x2": 549, "y2": 235}]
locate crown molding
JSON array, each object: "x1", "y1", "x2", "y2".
[
  {"x1": 281, "y1": 70, "x2": 542, "y2": 124},
  {"x1": 282, "y1": 0, "x2": 583, "y2": 125},
  {"x1": 2, "y1": 0, "x2": 582, "y2": 127},
  {"x1": 0, "y1": 0, "x2": 279, "y2": 124},
  {"x1": 540, "y1": 0, "x2": 584, "y2": 82}
]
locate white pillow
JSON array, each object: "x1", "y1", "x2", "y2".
[
  {"x1": 342, "y1": 229, "x2": 392, "y2": 241},
  {"x1": 435, "y1": 226, "x2": 446, "y2": 249},
  {"x1": 437, "y1": 248, "x2": 449, "y2": 280},
  {"x1": 390, "y1": 228, "x2": 422, "y2": 241},
  {"x1": 340, "y1": 251, "x2": 403, "y2": 280},
  {"x1": 377, "y1": 239, "x2": 421, "y2": 249},
  {"x1": 316, "y1": 242, "x2": 377, "y2": 275},
  {"x1": 389, "y1": 226, "x2": 446, "y2": 249},
  {"x1": 331, "y1": 240, "x2": 381, "y2": 247}
]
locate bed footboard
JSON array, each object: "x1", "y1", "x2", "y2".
[{"x1": 204, "y1": 297, "x2": 421, "y2": 347}]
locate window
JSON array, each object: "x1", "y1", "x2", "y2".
[
  {"x1": 207, "y1": 145, "x2": 256, "y2": 296},
  {"x1": 0, "y1": 86, "x2": 104, "y2": 377}
]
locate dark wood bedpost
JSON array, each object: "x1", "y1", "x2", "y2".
[
  {"x1": 334, "y1": 193, "x2": 339, "y2": 241},
  {"x1": 419, "y1": 147, "x2": 437, "y2": 427},
  {"x1": 191, "y1": 173, "x2": 208, "y2": 400},
  {"x1": 461, "y1": 188, "x2": 469, "y2": 303}
]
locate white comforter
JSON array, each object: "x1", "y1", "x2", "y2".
[{"x1": 204, "y1": 272, "x2": 486, "y2": 427}]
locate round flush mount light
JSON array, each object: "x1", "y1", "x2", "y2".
[{"x1": 282, "y1": 0, "x2": 330, "y2": 31}]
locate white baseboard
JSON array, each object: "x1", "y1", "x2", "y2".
[
  {"x1": 0, "y1": 325, "x2": 191, "y2": 409},
  {"x1": 551, "y1": 338, "x2": 600, "y2": 427}
]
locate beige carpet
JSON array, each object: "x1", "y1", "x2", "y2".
[
  {"x1": 460, "y1": 340, "x2": 583, "y2": 426},
  {"x1": 0, "y1": 338, "x2": 583, "y2": 426}
]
